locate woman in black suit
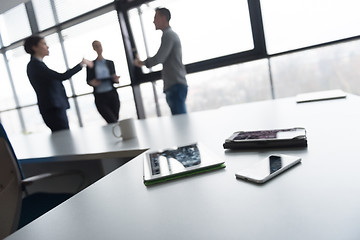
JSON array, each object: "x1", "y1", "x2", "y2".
[
  {"x1": 86, "y1": 40, "x2": 120, "y2": 123},
  {"x1": 24, "y1": 35, "x2": 93, "y2": 132}
]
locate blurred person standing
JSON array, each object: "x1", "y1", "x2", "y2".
[
  {"x1": 86, "y1": 40, "x2": 120, "y2": 124},
  {"x1": 24, "y1": 35, "x2": 93, "y2": 132},
  {"x1": 134, "y1": 7, "x2": 188, "y2": 115}
]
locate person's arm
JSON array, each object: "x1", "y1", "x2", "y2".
[
  {"x1": 88, "y1": 79, "x2": 101, "y2": 87},
  {"x1": 107, "y1": 60, "x2": 120, "y2": 83},
  {"x1": 143, "y1": 33, "x2": 174, "y2": 68},
  {"x1": 86, "y1": 61, "x2": 95, "y2": 83},
  {"x1": 35, "y1": 58, "x2": 92, "y2": 82},
  {"x1": 133, "y1": 57, "x2": 144, "y2": 67},
  {"x1": 82, "y1": 58, "x2": 93, "y2": 68}
]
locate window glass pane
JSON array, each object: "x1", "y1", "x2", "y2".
[
  {"x1": 186, "y1": 60, "x2": 272, "y2": 111},
  {"x1": 76, "y1": 94, "x2": 103, "y2": 126},
  {"x1": 143, "y1": 60, "x2": 272, "y2": 118},
  {"x1": 0, "y1": 4, "x2": 31, "y2": 46},
  {"x1": 7, "y1": 46, "x2": 37, "y2": 106},
  {"x1": 130, "y1": 0, "x2": 253, "y2": 68},
  {"x1": 54, "y1": 0, "x2": 113, "y2": 23},
  {"x1": 272, "y1": 40, "x2": 360, "y2": 98},
  {"x1": 21, "y1": 105, "x2": 49, "y2": 134},
  {"x1": 261, "y1": 0, "x2": 360, "y2": 54},
  {"x1": 67, "y1": 100, "x2": 80, "y2": 130},
  {"x1": 141, "y1": 81, "x2": 171, "y2": 118},
  {"x1": 116, "y1": 87, "x2": 138, "y2": 120},
  {"x1": 0, "y1": 110, "x2": 22, "y2": 135},
  {"x1": 0, "y1": 54, "x2": 16, "y2": 110},
  {"x1": 20, "y1": 98, "x2": 83, "y2": 133},
  {"x1": 32, "y1": 0, "x2": 56, "y2": 31},
  {"x1": 74, "y1": 87, "x2": 137, "y2": 128},
  {"x1": 61, "y1": 11, "x2": 130, "y2": 96}
]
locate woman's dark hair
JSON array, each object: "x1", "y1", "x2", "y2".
[
  {"x1": 155, "y1": 7, "x2": 171, "y2": 22},
  {"x1": 24, "y1": 35, "x2": 43, "y2": 55}
]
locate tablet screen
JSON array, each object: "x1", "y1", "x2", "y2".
[
  {"x1": 143, "y1": 143, "x2": 225, "y2": 184},
  {"x1": 149, "y1": 143, "x2": 201, "y2": 175},
  {"x1": 233, "y1": 128, "x2": 306, "y2": 141}
]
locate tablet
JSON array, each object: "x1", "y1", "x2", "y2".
[
  {"x1": 143, "y1": 143, "x2": 225, "y2": 185},
  {"x1": 223, "y1": 127, "x2": 307, "y2": 150}
]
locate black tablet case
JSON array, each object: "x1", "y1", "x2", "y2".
[
  {"x1": 223, "y1": 138, "x2": 307, "y2": 150},
  {"x1": 223, "y1": 128, "x2": 307, "y2": 150}
]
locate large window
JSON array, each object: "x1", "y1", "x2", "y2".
[
  {"x1": 61, "y1": 11, "x2": 131, "y2": 95},
  {"x1": 271, "y1": 40, "x2": 360, "y2": 98},
  {"x1": 261, "y1": 0, "x2": 360, "y2": 54},
  {"x1": 61, "y1": 11, "x2": 136, "y2": 125},
  {"x1": 186, "y1": 60, "x2": 272, "y2": 111},
  {"x1": 143, "y1": 60, "x2": 272, "y2": 118},
  {"x1": 129, "y1": 0, "x2": 255, "y2": 116},
  {"x1": 129, "y1": 0, "x2": 253, "y2": 69},
  {"x1": 2, "y1": 0, "x2": 360, "y2": 134}
]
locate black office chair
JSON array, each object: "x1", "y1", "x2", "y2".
[{"x1": 0, "y1": 123, "x2": 85, "y2": 239}]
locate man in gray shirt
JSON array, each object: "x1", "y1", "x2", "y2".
[{"x1": 134, "y1": 7, "x2": 188, "y2": 115}]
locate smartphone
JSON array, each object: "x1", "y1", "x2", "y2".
[{"x1": 235, "y1": 154, "x2": 301, "y2": 184}]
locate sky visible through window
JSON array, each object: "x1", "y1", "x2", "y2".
[
  {"x1": 261, "y1": 0, "x2": 360, "y2": 53},
  {"x1": 131, "y1": 0, "x2": 253, "y2": 66}
]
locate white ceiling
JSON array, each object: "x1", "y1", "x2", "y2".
[{"x1": 0, "y1": 0, "x2": 29, "y2": 14}]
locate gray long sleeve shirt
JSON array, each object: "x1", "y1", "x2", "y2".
[{"x1": 144, "y1": 27, "x2": 187, "y2": 91}]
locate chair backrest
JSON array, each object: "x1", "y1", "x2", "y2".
[{"x1": 0, "y1": 137, "x2": 23, "y2": 239}]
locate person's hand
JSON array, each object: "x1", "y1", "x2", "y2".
[
  {"x1": 113, "y1": 75, "x2": 120, "y2": 83},
  {"x1": 133, "y1": 58, "x2": 144, "y2": 67},
  {"x1": 89, "y1": 79, "x2": 101, "y2": 87},
  {"x1": 82, "y1": 58, "x2": 94, "y2": 68}
]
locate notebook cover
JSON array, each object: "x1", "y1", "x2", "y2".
[{"x1": 144, "y1": 163, "x2": 226, "y2": 186}]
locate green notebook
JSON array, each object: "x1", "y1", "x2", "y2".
[{"x1": 143, "y1": 143, "x2": 225, "y2": 186}]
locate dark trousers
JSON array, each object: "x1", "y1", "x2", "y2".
[
  {"x1": 41, "y1": 108, "x2": 69, "y2": 132},
  {"x1": 165, "y1": 84, "x2": 188, "y2": 115},
  {"x1": 94, "y1": 88, "x2": 120, "y2": 123}
]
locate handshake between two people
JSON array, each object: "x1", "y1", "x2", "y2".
[
  {"x1": 133, "y1": 54, "x2": 144, "y2": 68},
  {"x1": 81, "y1": 58, "x2": 94, "y2": 68}
]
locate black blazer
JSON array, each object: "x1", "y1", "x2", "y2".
[
  {"x1": 86, "y1": 59, "x2": 116, "y2": 92},
  {"x1": 26, "y1": 56, "x2": 82, "y2": 113}
]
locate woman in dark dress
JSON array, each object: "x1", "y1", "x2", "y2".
[
  {"x1": 24, "y1": 35, "x2": 93, "y2": 132},
  {"x1": 86, "y1": 40, "x2": 120, "y2": 123}
]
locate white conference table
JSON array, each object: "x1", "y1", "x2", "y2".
[
  {"x1": 10, "y1": 122, "x2": 149, "y2": 190},
  {"x1": 6, "y1": 95, "x2": 360, "y2": 240},
  {"x1": 11, "y1": 124, "x2": 147, "y2": 163}
]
